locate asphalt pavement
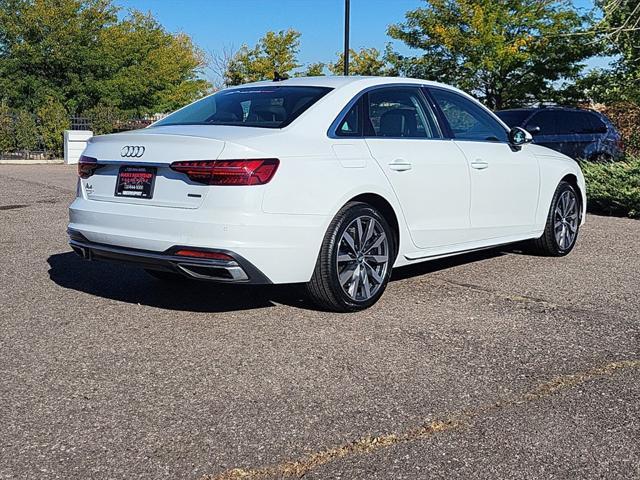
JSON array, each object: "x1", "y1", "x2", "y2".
[{"x1": 0, "y1": 165, "x2": 638, "y2": 479}]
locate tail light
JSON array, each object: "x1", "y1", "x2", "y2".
[
  {"x1": 170, "y1": 159, "x2": 279, "y2": 185},
  {"x1": 78, "y1": 155, "x2": 101, "y2": 179},
  {"x1": 174, "y1": 249, "x2": 234, "y2": 261}
]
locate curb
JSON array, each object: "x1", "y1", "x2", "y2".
[{"x1": 0, "y1": 159, "x2": 65, "y2": 165}]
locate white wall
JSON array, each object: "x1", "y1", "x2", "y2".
[{"x1": 64, "y1": 130, "x2": 93, "y2": 164}]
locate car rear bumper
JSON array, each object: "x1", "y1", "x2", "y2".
[
  {"x1": 68, "y1": 229, "x2": 272, "y2": 284},
  {"x1": 68, "y1": 198, "x2": 329, "y2": 283}
]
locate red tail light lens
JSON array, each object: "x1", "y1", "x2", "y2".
[
  {"x1": 78, "y1": 155, "x2": 100, "y2": 179},
  {"x1": 174, "y1": 249, "x2": 234, "y2": 261},
  {"x1": 170, "y1": 159, "x2": 279, "y2": 185}
]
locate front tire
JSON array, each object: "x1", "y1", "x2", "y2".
[
  {"x1": 531, "y1": 181, "x2": 580, "y2": 256},
  {"x1": 306, "y1": 202, "x2": 396, "y2": 312}
]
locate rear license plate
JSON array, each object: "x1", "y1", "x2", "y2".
[{"x1": 115, "y1": 166, "x2": 156, "y2": 199}]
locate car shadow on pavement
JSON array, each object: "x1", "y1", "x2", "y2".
[
  {"x1": 48, "y1": 247, "x2": 511, "y2": 313},
  {"x1": 47, "y1": 252, "x2": 310, "y2": 313}
]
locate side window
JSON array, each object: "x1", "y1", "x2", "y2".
[
  {"x1": 335, "y1": 98, "x2": 362, "y2": 137},
  {"x1": 366, "y1": 87, "x2": 440, "y2": 138},
  {"x1": 587, "y1": 113, "x2": 608, "y2": 134},
  {"x1": 526, "y1": 111, "x2": 560, "y2": 135},
  {"x1": 430, "y1": 88, "x2": 508, "y2": 142},
  {"x1": 566, "y1": 112, "x2": 593, "y2": 134}
]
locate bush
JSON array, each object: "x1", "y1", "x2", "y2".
[
  {"x1": 37, "y1": 98, "x2": 70, "y2": 155},
  {"x1": 581, "y1": 156, "x2": 640, "y2": 219},
  {"x1": 14, "y1": 110, "x2": 39, "y2": 150},
  {"x1": 84, "y1": 103, "x2": 127, "y2": 135},
  {"x1": 0, "y1": 104, "x2": 13, "y2": 152}
]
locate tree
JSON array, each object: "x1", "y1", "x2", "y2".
[
  {"x1": 0, "y1": 104, "x2": 13, "y2": 153},
  {"x1": 579, "y1": 0, "x2": 640, "y2": 104},
  {"x1": 387, "y1": 0, "x2": 600, "y2": 109},
  {"x1": 0, "y1": 0, "x2": 210, "y2": 115},
  {"x1": 329, "y1": 47, "x2": 393, "y2": 76},
  {"x1": 299, "y1": 62, "x2": 326, "y2": 77},
  {"x1": 224, "y1": 29, "x2": 301, "y2": 85},
  {"x1": 37, "y1": 97, "x2": 70, "y2": 154},
  {"x1": 14, "y1": 110, "x2": 39, "y2": 150}
]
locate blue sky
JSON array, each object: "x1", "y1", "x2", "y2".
[{"x1": 115, "y1": 0, "x2": 610, "y2": 78}]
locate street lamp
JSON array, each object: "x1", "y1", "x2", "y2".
[{"x1": 344, "y1": 0, "x2": 350, "y2": 76}]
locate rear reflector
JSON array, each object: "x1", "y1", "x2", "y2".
[
  {"x1": 78, "y1": 155, "x2": 101, "y2": 179},
  {"x1": 170, "y1": 159, "x2": 279, "y2": 185},
  {"x1": 174, "y1": 249, "x2": 234, "y2": 261}
]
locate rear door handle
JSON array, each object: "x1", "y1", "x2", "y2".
[
  {"x1": 470, "y1": 160, "x2": 489, "y2": 170},
  {"x1": 389, "y1": 160, "x2": 412, "y2": 171}
]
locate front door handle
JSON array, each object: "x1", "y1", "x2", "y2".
[
  {"x1": 470, "y1": 160, "x2": 489, "y2": 170},
  {"x1": 389, "y1": 160, "x2": 412, "y2": 171}
]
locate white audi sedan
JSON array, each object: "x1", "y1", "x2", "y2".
[{"x1": 68, "y1": 76, "x2": 585, "y2": 311}]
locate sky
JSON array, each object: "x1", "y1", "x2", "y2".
[{"x1": 114, "y1": 0, "x2": 611, "y2": 79}]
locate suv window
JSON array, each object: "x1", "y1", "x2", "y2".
[
  {"x1": 495, "y1": 110, "x2": 532, "y2": 127},
  {"x1": 526, "y1": 111, "x2": 560, "y2": 135},
  {"x1": 154, "y1": 86, "x2": 332, "y2": 129},
  {"x1": 430, "y1": 88, "x2": 508, "y2": 142},
  {"x1": 366, "y1": 87, "x2": 440, "y2": 138},
  {"x1": 587, "y1": 113, "x2": 608, "y2": 134}
]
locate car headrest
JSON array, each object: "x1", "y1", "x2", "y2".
[{"x1": 379, "y1": 108, "x2": 417, "y2": 137}]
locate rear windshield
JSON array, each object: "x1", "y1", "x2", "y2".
[
  {"x1": 495, "y1": 110, "x2": 533, "y2": 127},
  {"x1": 153, "y1": 86, "x2": 332, "y2": 129}
]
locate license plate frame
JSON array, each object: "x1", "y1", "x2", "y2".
[{"x1": 114, "y1": 165, "x2": 157, "y2": 199}]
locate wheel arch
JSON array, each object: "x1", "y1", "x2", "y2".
[
  {"x1": 348, "y1": 192, "x2": 400, "y2": 248},
  {"x1": 560, "y1": 173, "x2": 585, "y2": 222}
]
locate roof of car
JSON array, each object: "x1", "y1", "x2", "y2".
[{"x1": 236, "y1": 75, "x2": 450, "y2": 90}]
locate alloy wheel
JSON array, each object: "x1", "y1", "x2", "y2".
[
  {"x1": 554, "y1": 190, "x2": 579, "y2": 250},
  {"x1": 336, "y1": 215, "x2": 390, "y2": 302}
]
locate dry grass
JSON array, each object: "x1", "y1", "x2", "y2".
[{"x1": 204, "y1": 360, "x2": 640, "y2": 480}]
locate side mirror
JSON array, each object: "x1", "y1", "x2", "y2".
[
  {"x1": 509, "y1": 127, "x2": 533, "y2": 146},
  {"x1": 526, "y1": 125, "x2": 541, "y2": 135}
]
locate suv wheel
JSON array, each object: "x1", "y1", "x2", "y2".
[{"x1": 306, "y1": 202, "x2": 396, "y2": 312}]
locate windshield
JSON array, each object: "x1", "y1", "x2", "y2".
[
  {"x1": 495, "y1": 110, "x2": 533, "y2": 127},
  {"x1": 153, "y1": 86, "x2": 332, "y2": 129}
]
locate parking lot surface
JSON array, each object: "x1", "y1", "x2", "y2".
[{"x1": 1, "y1": 165, "x2": 638, "y2": 479}]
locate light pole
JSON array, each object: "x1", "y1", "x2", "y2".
[{"x1": 343, "y1": 0, "x2": 350, "y2": 76}]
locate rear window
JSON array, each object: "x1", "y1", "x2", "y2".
[
  {"x1": 495, "y1": 110, "x2": 533, "y2": 127},
  {"x1": 154, "y1": 86, "x2": 332, "y2": 129}
]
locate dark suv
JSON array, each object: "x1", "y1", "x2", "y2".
[{"x1": 496, "y1": 107, "x2": 623, "y2": 161}]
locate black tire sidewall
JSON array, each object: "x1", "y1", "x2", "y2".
[
  {"x1": 325, "y1": 203, "x2": 396, "y2": 310},
  {"x1": 549, "y1": 182, "x2": 580, "y2": 255}
]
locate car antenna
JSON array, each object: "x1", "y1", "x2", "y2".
[{"x1": 273, "y1": 71, "x2": 287, "y2": 82}]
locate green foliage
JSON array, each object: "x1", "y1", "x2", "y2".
[
  {"x1": 37, "y1": 97, "x2": 69, "y2": 154},
  {"x1": 83, "y1": 103, "x2": 126, "y2": 135},
  {"x1": 387, "y1": 0, "x2": 600, "y2": 109},
  {"x1": 581, "y1": 157, "x2": 640, "y2": 219},
  {"x1": 0, "y1": 0, "x2": 210, "y2": 115},
  {"x1": 0, "y1": 104, "x2": 13, "y2": 152},
  {"x1": 329, "y1": 47, "x2": 393, "y2": 76},
  {"x1": 14, "y1": 110, "x2": 38, "y2": 150},
  {"x1": 225, "y1": 29, "x2": 301, "y2": 85},
  {"x1": 299, "y1": 62, "x2": 325, "y2": 77},
  {"x1": 578, "y1": 1, "x2": 639, "y2": 105}
]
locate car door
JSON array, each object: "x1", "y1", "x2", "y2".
[
  {"x1": 362, "y1": 86, "x2": 472, "y2": 249},
  {"x1": 428, "y1": 87, "x2": 540, "y2": 241}
]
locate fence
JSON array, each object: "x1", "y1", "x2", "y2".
[{"x1": 1, "y1": 113, "x2": 166, "y2": 160}]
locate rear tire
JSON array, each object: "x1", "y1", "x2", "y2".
[
  {"x1": 306, "y1": 202, "x2": 396, "y2": 312},
  {"x1": 530, "y1": 181, "x2": 580, "y2": 256}
]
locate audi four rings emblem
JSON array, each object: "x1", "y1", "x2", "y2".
[{"x1": 120, "y1": 145, "x2": 145, "y2": 158}]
